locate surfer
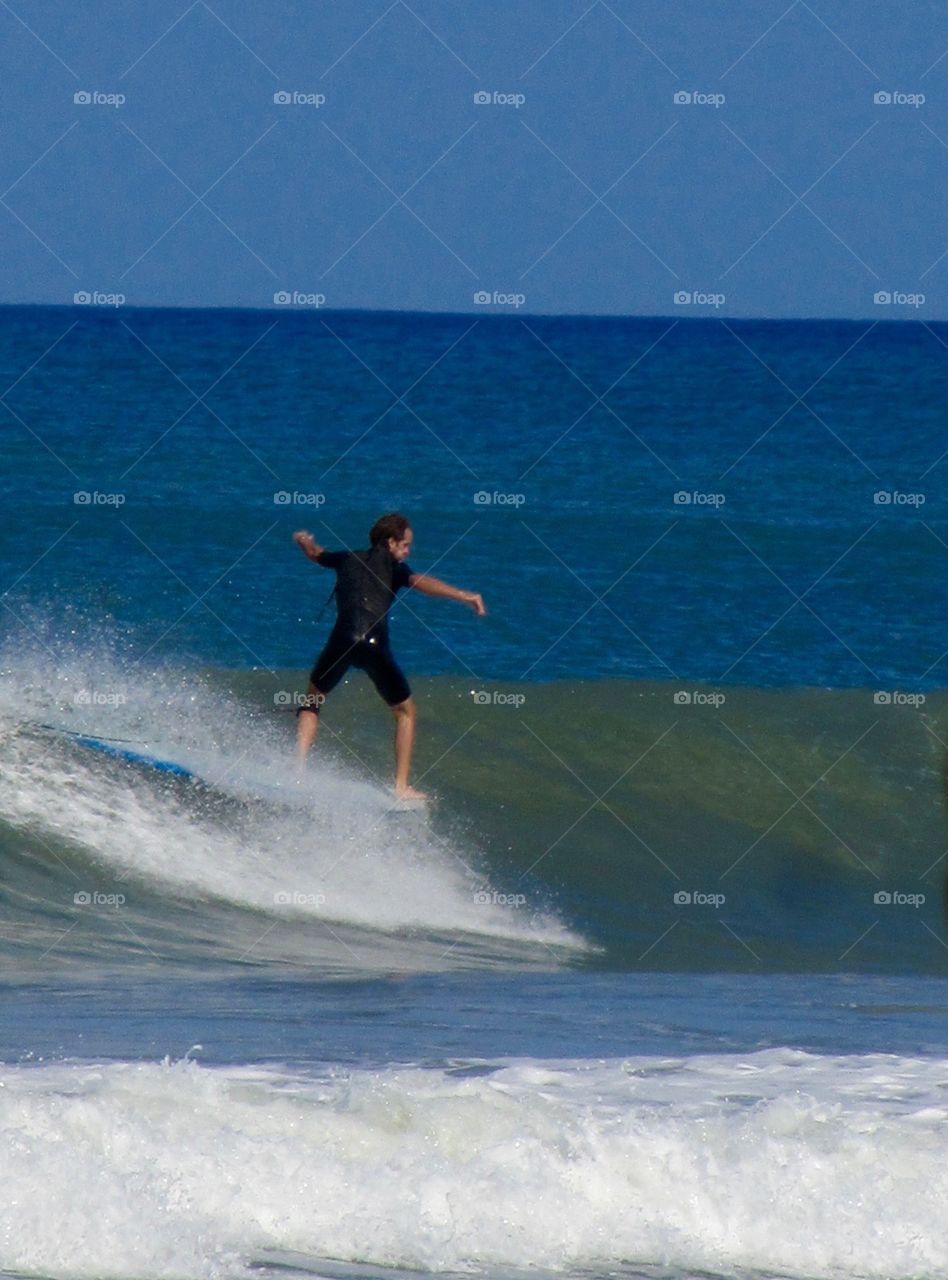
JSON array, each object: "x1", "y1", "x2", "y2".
[{"x1": 292, "y1": 513, "x2": 486, "y2": 801}]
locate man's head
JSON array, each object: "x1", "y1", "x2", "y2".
[{"x1": 369, "y1": 512, "x2": 413, "y2": 561}]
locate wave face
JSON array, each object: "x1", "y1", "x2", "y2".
[
  {"x1": 437, "y1": 676, "x2": 948, "y2": 973},
  {"x1": 0, "y1": 631, "x2": 583, "y2": 978},
  {"x1": 0, "y1": 624, "x2": 945, "y2": 975},
  {"x1": 2, "y1": 1050, "x2": 947, "y2": 1280}
]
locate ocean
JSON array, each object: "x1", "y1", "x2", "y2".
[{"x1": 1, "y1": 304, "x2": 946, "y2": 1279}]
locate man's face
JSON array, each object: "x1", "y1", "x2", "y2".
[{"x1": 388, "y1": 528, "x2": 413, "y2": 561}]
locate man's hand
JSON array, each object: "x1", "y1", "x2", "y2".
[
  {"x1": 465, "y1": 592, "x2": 487, "y2": 616},
  {"x1": 293, "y1": 530, "x2": 322, "y2": 562}
]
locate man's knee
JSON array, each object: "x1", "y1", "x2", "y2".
[{"x1": 391, "y1": 697, "x2": 414, "y2": 719}]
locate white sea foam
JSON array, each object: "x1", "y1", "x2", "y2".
[{"x1": 1, "y1": 1050, "x2": 946, "y2": 1279}]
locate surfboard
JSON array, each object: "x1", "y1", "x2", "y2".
[
  {"x1": 389, "y1": 795, "x2": 428, "y2": 812},
  {"x1": 34, "y1": 721, "x2": 427, "y2": 815},
  {"x1": 34, "y1": 724, "x2": 196, "y2": 779}
]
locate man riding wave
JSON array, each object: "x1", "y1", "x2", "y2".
[{"x1": 293, "y1": 512, "x2": 486, "y2": 801}]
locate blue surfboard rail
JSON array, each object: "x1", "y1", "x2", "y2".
[{"x1": 35, "y1": 724, "x2": 196, "y2": 779}]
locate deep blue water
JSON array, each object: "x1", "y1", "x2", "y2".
[
  {"x1": 6, "y1": 972, "x2": 948, "y2": 1068},
  {"x1": 2, "y1": 305, "x2": 946, "y2": 689}
]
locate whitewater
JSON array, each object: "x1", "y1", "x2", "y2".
[{"x1": 2, "y1": 1050, "x2": 947, "y2": 1280}]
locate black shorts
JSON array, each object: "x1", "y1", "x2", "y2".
[{"x1": 306, "y1": 629, "x2": 411, "y2": 709}]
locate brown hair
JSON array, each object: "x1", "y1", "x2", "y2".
[{"x1": 369, "y1": 512, "x2": 411, "y2": 546}]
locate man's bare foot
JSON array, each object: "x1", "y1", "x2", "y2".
[{"x1": 393, "y1": 784, "x2": 428, "y2": 805}]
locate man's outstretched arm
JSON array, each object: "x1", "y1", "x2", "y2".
[
  {"x1": 409, "y1": 573, "x2": 486, "y2": 616},
  {"x1": 293, "y1": 530, "x2": 324, "y2": 563}
]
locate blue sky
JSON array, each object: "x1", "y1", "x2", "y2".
[{"x1": 0, "y1": 0, "x2": 945, "y2": 317}]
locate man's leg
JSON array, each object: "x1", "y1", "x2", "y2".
[
  {"x1": 295, "y1": 684, "x2": 323, "y2": 768},
  {"x1": 296, "y1": 631, "x2": 351, "y2": 770},
  {"x1": 391, "y1": 697, "x2": 425, "y2": 800},
  {"x1": 362, "y1": 646, "x2": 424, "y2": 799}
]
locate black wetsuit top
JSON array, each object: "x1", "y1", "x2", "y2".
[{"x1": 316, "y1": 545, "x2": 414, "y2": 642}]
